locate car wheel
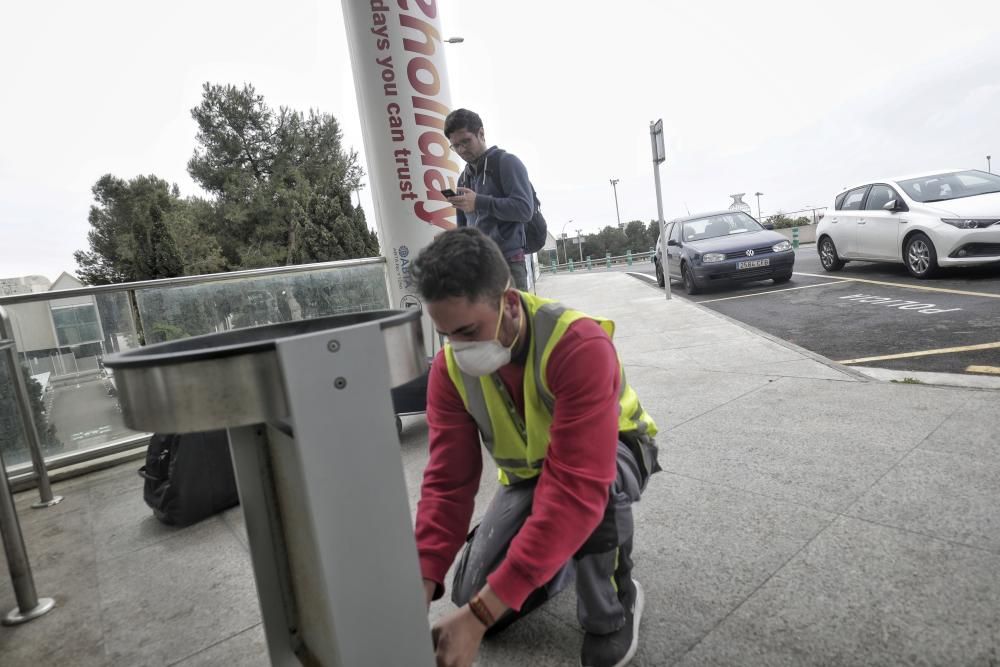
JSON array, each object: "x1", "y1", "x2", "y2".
[
  {"x1": 773, "y1": 271, "x2": 792, "y2": 284},
  {"x1": 655, "y1": 259, "x2": 665, "y2": 287},
  {"x1": 681, "y1": 263, "x2": 701, "y2": 295},
  {"x1": 904, "y1": 232, "x2": 938, "y2": 278},
  {"x1": 819, "y1": 237, "x2": 845, "y2": 272}
]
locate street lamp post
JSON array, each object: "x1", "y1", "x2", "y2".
[
  {"x1": 576, "y1": 229, "x2": 584, "y2": 261},
  {"x1": 609, "y1": 179, "x2": 622, "y2": 228},
  {"x1": 754, "y1": 191, "x2": 764, "y2": 221},
  {"x1": 988, "y1": 155, "x2": 993, "y2": 174},
  {"x1": 560, "y1": 219, "x2": 574, "y2": 264}
]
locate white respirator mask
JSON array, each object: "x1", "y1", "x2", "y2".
[{"x1": 450, "y1": 289, "x2": 520, "y2": 377}]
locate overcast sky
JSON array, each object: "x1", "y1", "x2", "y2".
[{"x1": 2, "y1": 0, "x2": 999, "y2": 281}]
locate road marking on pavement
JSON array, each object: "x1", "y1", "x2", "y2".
[
  {"x1": 697, "y1": 281, "x2": 843, "y2": 303},
  {"x1": 838, "y1": 341, "x2": 1000, "y2": 365},
  {"x1": 793, "y1": 272, "x2": 1000, "y2": 299},
  {"x1": 967, "y1": 365, "x2": 1000, "y2": 375}
]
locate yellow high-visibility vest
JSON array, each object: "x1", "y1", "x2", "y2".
[{"x1": 444, "y1": 291, "x2": 658, "y2": 485}]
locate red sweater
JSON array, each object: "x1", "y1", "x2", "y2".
[{"x1": 414, "y1": 317, "x2": 621, "y2": 610}]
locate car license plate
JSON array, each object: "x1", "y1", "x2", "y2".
[{"x1": 737, "y1": 258, "x2": 770, "y2": 269}]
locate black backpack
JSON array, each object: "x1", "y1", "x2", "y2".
[
  {"x1": 475, "y1": 149, "x2": 548, "y2": 255},
  {"x1": 138, "y1": 430, "x2": 240, "y2": 526}
]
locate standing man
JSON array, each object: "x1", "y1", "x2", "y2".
[
  {"x1": 445, "y1": 108, "x2": 535, "y2": 290},
  {"x1": 411, "y1": 227, "x2": 661, "y2": 667}
]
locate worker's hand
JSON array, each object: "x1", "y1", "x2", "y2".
[
  {"x1": 448, "y1": 187, "x2": 477, "y2": 214},
  {"x1": 431, "y1": 605, "x2": 486, "y2": 667},
  {"x1": 423, "y1": 579, "x2": 437, "y2": 609}
]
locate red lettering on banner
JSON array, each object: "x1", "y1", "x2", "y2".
[
  {"x1": 417, "y1": 131, "x2": 457, "y2": 172},
  {"x1": 413, "y1": 96, "x2": 449, "y2": 116},
  {"x1": 414, "y1": 201, "x2": 455, "y2": 229},
  {"x1": 407, "y1": 57, "x2": 440, "y2": 97},
  {"x1": 399, "y1": 14, "x2": 440, "y2": 55},
  {"x1": 396, "y1": 0, "x2": 437, "y2": 19},
  {"x1": 396, "y1": 0, "x2": 455, "y2": 229}
]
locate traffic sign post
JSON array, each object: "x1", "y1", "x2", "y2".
[{"x1": 650, "y1": 119, "x2": 670, "y2": 300}]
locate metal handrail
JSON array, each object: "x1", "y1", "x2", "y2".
[
  {"x1": 0, "y1": 309, "x2": 62, "y2": 509},
  {"x1": 0, "y1": 437, "x2": 56, "y2": 625},
  {"x1": 0, "y1": 256, "x2": 387, "y2": 306}
]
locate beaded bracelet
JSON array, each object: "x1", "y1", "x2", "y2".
[{"x1": 468, "y1": 594, "x2": 495, "y2": 628}]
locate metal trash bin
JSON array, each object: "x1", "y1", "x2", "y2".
[{"x1": 105, "y1": 310, "x2": 435, "y2": 667}]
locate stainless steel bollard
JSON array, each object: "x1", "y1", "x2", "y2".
[
  {"x1": 0, "y1": 307, "x2": 63, "y2": 509},
  {"x1": 0, "y1": 439, "x2": 56, "y2": 625},
  {"x1": 105, "y1": 310, "x2": 435, "y2": 667}
]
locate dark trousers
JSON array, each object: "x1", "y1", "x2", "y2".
[
  {"x1": 452, "y1": 441, "x2": 644, "y2": 635},
  {"x1": 508, "y1": 259, "x2": 529, "y2": 290}
]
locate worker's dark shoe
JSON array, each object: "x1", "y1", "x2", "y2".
[{"x1": 580, "y1": 579, "x2": 644, "y2": 667}]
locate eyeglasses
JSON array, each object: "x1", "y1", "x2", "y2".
[{"x1": 449, "y1": 137, "x2": 476, "y2": 152}]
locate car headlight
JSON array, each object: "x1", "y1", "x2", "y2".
[
  {"x1": 702, "y1": 252, "x2": 725, "y2": 263},
  {"x1": 941, "y1": 218, "x2": 1000, "y2": 229},
  {"x1": 772, "y1": 240, "x2": 792, "y2": 252}
]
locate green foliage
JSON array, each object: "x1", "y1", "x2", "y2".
[
  {"x1": 766, "y1": 212, "x2": 811, "y2": 229},
  {"x1": 0, "y1": 361, "x2": 60, "y2": 465},
  {"x1": 75, "y1": 82, "x2": 377, "y2": 285},
  {"x1": 74, "y1": 174, "x2": 186, "y2": 284},
  {"x1": 187, "y1": 83, "x2": 378, "y2": 269},
  {"x1": 574, "y1": 220, "x2": 659, "y2": 260}
]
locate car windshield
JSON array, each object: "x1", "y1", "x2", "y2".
[
  {"x1": 682, "y1": 212, "x2": 762, "y2": 242},
  {"x1": 898, "y1": 170, "x2": 1000, "y2": 203}
]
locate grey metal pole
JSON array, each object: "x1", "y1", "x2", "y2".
[
  {"x1": 0, "y1": 307, "x2": 63, "y2": 509},
  {"x1": 610, "y1": 179, "x2": 622, "y2": 228},
  {"x1": 576, "y1": 229, "x2": 584, "y2": 262},
  {"x1": 650, "y1": 122, "x2": 671, "y2": 300},
  {"x1": 0, "y1": 389, "x2": 57, "y2": 626}
]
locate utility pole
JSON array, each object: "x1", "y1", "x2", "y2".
[
  {"x1": 609, "y1": 178, "x2": 622, "y2": 229},
  {"x1": 754, "y1": 191, "x2": 764, "y2": 221},
  {"x1": 650, "y1": 120, "x2": 670, "y2": 300},
  {"x1": 576, "y1": 229, "x2": 584, "y2": 261}
]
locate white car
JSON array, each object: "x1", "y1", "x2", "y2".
[{"x1": 816, "y1": 169, "x2": 1000, "y2": 278}]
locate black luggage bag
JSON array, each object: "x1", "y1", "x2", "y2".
[
  {"x1": 138, "y1": 430, "x2": 240, "y2": 526},
  {"x1": 390, "y1": 367, "x2": 429, "y2": 434}
]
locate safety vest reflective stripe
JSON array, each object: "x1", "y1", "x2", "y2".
[{"x1": 445, "y1": 292, "x2": 658, "y2": 486}]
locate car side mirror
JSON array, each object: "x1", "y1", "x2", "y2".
[
  {"x1": 667, "y1": 239, "x2": 679, "y2": 247},
  {"x1": 883, "y1": 199, "x2": 908, "y2": 213},
  {"x1": 763, "y1": 223, "x2": 775, "y2": 230}
]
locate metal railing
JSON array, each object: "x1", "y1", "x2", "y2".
[
  {"x1": 541, "y1": 250, "x2": 656, "y2": 273},
  {"x1": 0, "y1": 256, "x2": 390, "y2": 484},
  {"x1": 0, "y1": 255, "x2": 391, "y2": 626}
]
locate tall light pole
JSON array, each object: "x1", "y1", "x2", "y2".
[
  {"x1": 754, "y1": 192, "x2": 764, "y2": 221},
  {"x1": 988, "y1": 155, "x2": 993, "y2": 174},
  {"x1": 576, "y1": 229, "x2": 584, "y2": 261},
  {"x1": 609, "y1": 178, "x2": 622, "y2": 228},
  {"x1": 560, "y1": 219, "x2": 574, "y2": 264}
]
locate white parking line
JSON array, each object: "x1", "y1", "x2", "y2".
[
  {"x1": 838, "y1": 341, "x2": 1000, "y2": 365},
  {"x1": 697, "y1": 280, "x2": 844, "y2": 303},
  {"x1": 793, "y1": 272, "x2": 1000, "y2": 300}
]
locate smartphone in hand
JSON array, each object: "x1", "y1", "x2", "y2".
[{"x1": 440, "y1": 188, "x2": 457, "y2": 198}]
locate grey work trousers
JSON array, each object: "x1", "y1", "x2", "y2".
[{"x1": 452, "y1": 441, "x2": 645, "y2": 635}]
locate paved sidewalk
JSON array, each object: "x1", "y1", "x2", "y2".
[{"x1": 2, "y1": 271, "x2": 998, "y2": 666}]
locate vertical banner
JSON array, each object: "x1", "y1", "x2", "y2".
[{"x1": 341, "y1": 0, "x2": 459, "y2": 347}]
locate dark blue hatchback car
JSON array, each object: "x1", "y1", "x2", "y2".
[{"x1": 653, "y1": 211, "x2": 795, "y2": 294}]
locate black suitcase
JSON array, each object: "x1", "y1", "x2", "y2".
[
  {"x1": 390, "y1": 367, "x2": 429, "y2": 434},
  {"x1": 138, "y1": 430, "x2": 240, "y2": 526}
]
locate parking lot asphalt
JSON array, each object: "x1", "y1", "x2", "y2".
[{"x1": 627, "y1": 245, "x2": 1000, "y2": 377}]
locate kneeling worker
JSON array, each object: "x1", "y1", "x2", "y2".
[{"x1": 411, "y1": 227, "x2": 661, "y2": 667}]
